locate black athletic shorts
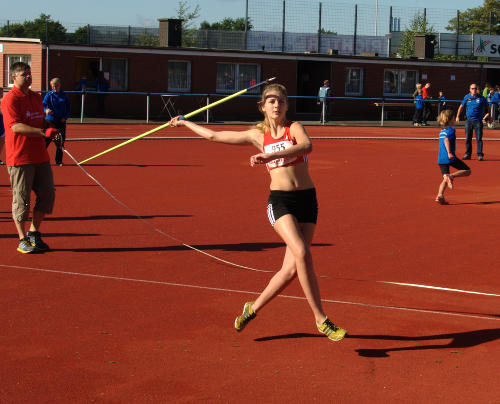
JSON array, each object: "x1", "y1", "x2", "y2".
[
  {"x1": 439, "y1": 158, "x2": 470, "y2": 175},
  {"x1": 267, "y1": 188, "x2": 318, "y2": 226}
]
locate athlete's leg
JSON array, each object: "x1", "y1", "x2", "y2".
[
  {"x1": 258, "y1": 214, "x2": 326, "y2": 324},
  {"x1": 253, "y1": 216, "x2": 317, "y2": 312},
  {"x1": 451, "y1": 169, "x2": 471, "y2": 179}
]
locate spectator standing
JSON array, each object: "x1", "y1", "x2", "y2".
[
  {"x1": 482, "y1": 82, "x2": 491, "y2": 98},
  {"x1": 317, "y1": 80, "x2": 332, "y2": 123},
  {"x1": 491, "y1": 86, "x2": 500, "y2": 125},
  {"x1": 412, "y1": 83, "x2": 422, "y2": 125},
  {"x1": 413, "y1": 89, "x2": 424, "y2": 126},
  {"x1": 0, "y1": 62, "x2": 56, "y2": 253},
  {"x1": 437, "y1": 90, "x2": 447, "y2": 117},
  {"x1": 422, "y1": 82, "x2": 432, "y2": 126},
  {"x1": 456, "y1": 83, "x2": 489, "y2": 161},
  {"x1": 76, "y1": 75, "x2": 87, "y2": 92},
  {"x1": 486, "y1": 87, "x2": 497, "y2": 128},
  {"x1": 95, "y1": 71, "x2": 109, "y2": 117},
  {"x1": 43, "y1": 77, "x2": 71, "y2": 165}
]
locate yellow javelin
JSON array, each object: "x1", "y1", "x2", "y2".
[{"x1": 77, "y1": 77, "x2": 276, "y2": 165}]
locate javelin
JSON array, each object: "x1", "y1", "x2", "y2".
[{"x1": 77, "y1": 77, "x2": 276, "y2": 165}]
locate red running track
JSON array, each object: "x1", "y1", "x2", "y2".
[{"x1": 1, "y1": 124, "x2": 500, "y2": 403}]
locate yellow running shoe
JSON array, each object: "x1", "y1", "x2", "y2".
[
  {"x1": 317, "y1": 318, "x2": 347, "y2": 341},
  {"x1": 234, "y1": 301, "x2": 256, "y2": 332}
]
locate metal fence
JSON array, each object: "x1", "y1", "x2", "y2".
[
  {"x1": 0, "y1": 1, "x2": 497, "y2": 57},
  {"x1": 41, "y1": 90, "x2": 470, "y2": 127}
]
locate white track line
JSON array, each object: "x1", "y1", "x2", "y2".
[
  {"x1": 375, "y1": 281, "x2": 500, "y2": 297},
  {"x1": 66, "y1": 137, "x2": 500, "y2": 141},
  {"x1": 0, "y1": 263, "x2": 498, "y2": 322}
]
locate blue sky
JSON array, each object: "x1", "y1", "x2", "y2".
[{"x1": 2, "y1": 0, "x2": 485, "y2": 30}]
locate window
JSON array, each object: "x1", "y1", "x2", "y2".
[
  {"x1": 102, "y1": 58, "x2": 128, "y2": 90},
  {"x1": 74, "y1": 57, "x2": 127, "y2": 90},
  {"x1": 345, "y1": 67, "x2": 363, "y2": 95},
  {"x1": 216, "y1": 63, "x2": 260, "y2": 93},
  {"x1": 383, "y1": 69, "x2": 418, "y2": 96},
  {"x1": 3, "y1": 55, "x2": 31, "y2": 87},
  {"x1": 168, "y1": 61, "x2": 191, "y2": 92}
]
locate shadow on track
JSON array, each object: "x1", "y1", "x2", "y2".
[{"x1": 351, "y1": 328, "x2": 500, "y2": 357}]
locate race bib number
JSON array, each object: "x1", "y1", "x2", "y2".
[{"x1": 264, "y1": 140, "x2": 297, "y2": 169}]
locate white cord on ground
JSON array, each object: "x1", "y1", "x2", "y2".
[{"x1": 63, "y1": 147, "x2": 273, "y2": 273}]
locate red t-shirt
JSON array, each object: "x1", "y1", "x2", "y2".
[
  {"x1": 422, "y1": 86, "x2": 430, "y2": 100},
  {"x1": 1, "y1": 86, "x2": 49, "y2": 166}
]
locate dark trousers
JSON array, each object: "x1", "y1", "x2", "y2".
[
  {"x1": 45, "y1": 120, "x2": 67, "y2": 164},
  {"x1": 423, "y1": 101, "x2": 432, "y2": 123},
  {"x1": 414, "y1": 108, "x2": 423, "y2": 123},
  {"x1": 464, "y1": 119, "x2": 483, "y2": 157}
]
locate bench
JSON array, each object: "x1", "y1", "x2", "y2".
[{"x1": 373, "y1": 102, "x2": 415, "y2": 122}]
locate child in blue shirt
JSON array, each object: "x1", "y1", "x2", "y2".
[
  {"x1": 413, "y1": 89, "x2": 424, "y2": 127},
  {"x1": 438, "y1": 90, "x2": 447, "y2": 116},
  {"x1": 436, "y1": 109, "x2": 471, "y2": 205},
  {"x1": 487, "y1": 86, "x2": 498, "y2": 128},
  {"x1": 43, "y1": 77, "x2": 71, "y2": 165}
]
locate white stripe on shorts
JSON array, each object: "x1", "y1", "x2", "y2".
[{"x1": 267, "y1": 203, "x2": 276, "y2": 226}]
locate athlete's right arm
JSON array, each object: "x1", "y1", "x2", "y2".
[
  {"x1": 169, "y1": 116, "x2": 259, "y2": 146},
  {"x1": 10, "y1": 123, "x2": 45, "y2": 138}
]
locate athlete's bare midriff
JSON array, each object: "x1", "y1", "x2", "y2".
[{"x1": 268, "y1": 162, "x2": 314, "y2": 191}]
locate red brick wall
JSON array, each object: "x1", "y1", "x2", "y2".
[
  {"x1": 0, "y1": 40, "x2": 43, "y2": 90},
  {"x1": 12, "y1": 43, "x2": 488, "y2": 120}
]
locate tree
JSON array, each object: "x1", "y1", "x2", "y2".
[
  {"x1": 446, "y1": 0, "x2": 500, "y2": 34},
  {"x1": 0, "y1": 14, "x2": 67, "y2": 42},
  {"x1": 398, "y1": 12, "x2": 435, "y2": 58},
  {"x1": 135, "y1": 32, "x2": 160, "y2": 47},
  {"x1": 70, "y1": 25, "x2": 89, "y2": 44},
  {"x1": 172, "y1": 0, "x2": 201, "y2": 47},
  {"x1": 199, "y1": 17, "x2": 253, "y2": 31}
]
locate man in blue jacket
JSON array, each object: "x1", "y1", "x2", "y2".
[
  {"x1": 456, "y1": 83, "x2": 489, "y2": 161},
  {"x1": 43, "y1": 77, "x2": 71, "y2": 165}
]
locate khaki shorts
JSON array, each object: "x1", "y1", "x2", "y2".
[{"x1": 7, "y1": 162, "x2": 55, "y2": 222}]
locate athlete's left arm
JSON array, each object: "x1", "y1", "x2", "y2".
[{"x1": 250, "y1": 122, "x2": 312, "y2": 166}]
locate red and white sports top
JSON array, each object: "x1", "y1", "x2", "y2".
[{"x1": 262, "y1": 121, "x2": 308, "y2": 171}]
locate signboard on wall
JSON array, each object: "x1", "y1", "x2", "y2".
[{"x1": 473, "y1": 35, "x2": 500, "y2": 57}]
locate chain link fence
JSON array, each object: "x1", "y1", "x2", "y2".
[{"x1": 0, "y1": 1, "x2": 495, "y2": 57}]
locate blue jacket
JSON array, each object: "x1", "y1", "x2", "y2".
[
  {"x1": 415, "y1": 94, "x2": 424, "y2": 109},
  {"x1": 461, "y1": 94, "x2": 488, "y2": 121},
  {"x1": 490, "y1": 92, "x2": 499, "y2": 107},
  {"x1": 43, "y1": 90, "x2": 71, "y2": 122}
]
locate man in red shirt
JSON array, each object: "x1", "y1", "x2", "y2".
[
  {"x1": 1, "y1": 62, "x2": 56, "y2": 253},
  {"x1": 422, "y1": 82, "x2": 432, "y2": 126}
]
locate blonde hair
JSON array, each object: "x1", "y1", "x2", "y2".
[
  {"x1": 50, "y1": 77, "x2": 61, "y2": 87},
  {"x1": 255, "y1": 83, "x2": 288, "y2": 133},
  {"x1": 438, "y1": 109, "x2": 454, "y2": 127}
]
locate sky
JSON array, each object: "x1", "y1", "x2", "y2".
[{"x1": 2, "y1": 0, "x2": 486, "y2": 30}]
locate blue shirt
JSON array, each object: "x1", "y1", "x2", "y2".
[
  {"x1": 491, "y1": 92, "x2": 499, "y2": 107},
  {"x1": 42, "y1": 90, "x2": 71, "y2": 122},
  {"x1": 415, "y1": 94, "x2": 424, "y2": 109},
  {"x1": 461, "y1": 94, "x2": 488, "y2": 121},
  {"x1": 318, "y1": 85, "x2": 331, "y2": 102},
  {"x1": 438, "y1": 126, "x2": 456, "y2": 164},
  {"x1": 439, "y1": 95, "x2": 447, "y2": 110}
]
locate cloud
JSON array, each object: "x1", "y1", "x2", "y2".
[{"x1": 136, "y1": 14, "x2": 157, "y2": 27}]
